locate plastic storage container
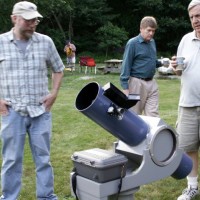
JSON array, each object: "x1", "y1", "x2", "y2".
[{"x1": 71, "y1": 148, "x2": 128, "y2": 183}]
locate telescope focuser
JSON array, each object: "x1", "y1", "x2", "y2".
[{"x1": 107, "y1": 103, "x2": 124, "y2": 120}]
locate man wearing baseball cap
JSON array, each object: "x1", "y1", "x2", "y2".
[
  {"x1": 0, "y1": 1, "x2": 64, "y2": 199},
  {"x1": 171, "y1": 0, "x2": 200, "y2": 199}
]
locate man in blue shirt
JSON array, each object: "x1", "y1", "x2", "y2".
[{"x1": 120, "y1": 16, "x2": 161, "y2": 117}]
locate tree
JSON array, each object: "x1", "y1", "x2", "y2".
[
  {"x1": 35, "y1": 0, "x2": 74, "y2": 52},
  {"x1": 107, "y1": 0, "x2": 191, "y2": 54},
  {"x1": 0, "y1": 0, "x2": 74, "y2": 53},
  {"x1": 96, "y1": 22, "x2": 128, "y2": 57},
  {"x1": 0, "y1": 0, "x2": 16, "y2": 33},
  {"x1": 72, "y1": 0, "x2": 115, "y2": 52},
  {"x1": 0, "y1": 0, "x2": 192, "y2": 55},
  {"x1": 136, "y1": 0, "x2": 191, "y2": 54}
]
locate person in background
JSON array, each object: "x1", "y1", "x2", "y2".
[
  {"x1": 0, "y1": 1, "x2": 64, "y2": 199},
  {"x1": 120, "y1": 16, "x2": 163, "y2": 117},
  {"x1": 64, "y1": 40, "x2": 76, "y2": 70},
  {"x1": 171, "y1": 0, "x2": 200, "y2": 199}
]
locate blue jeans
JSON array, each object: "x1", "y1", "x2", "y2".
[{"x1": 0, "y1": 108, "x2": 57, "y2": 200}]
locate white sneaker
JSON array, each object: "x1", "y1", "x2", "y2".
[
  {"x1": 0, "y1": 196, "x2": 17, "y2": 200},
  {"x1": 177, "y1": 187, "x2": 199, "y2": 200}
]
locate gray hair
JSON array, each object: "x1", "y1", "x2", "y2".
[
  {"x1": 188, "y1": 0, "x2": 200, "y2": 11},
  {"x1": 140, "y1": 16, "x2": 157, "y2": 29}
]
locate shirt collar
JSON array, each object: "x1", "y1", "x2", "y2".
[
  {"x1": 138, "y1": 34, "x2": 153, "y2": 43},
  {"x1": 8, "y1": 28, "x2": 39, "y2": 43},
  {"x1": 8, "y1": 29, "x2": 15, "y2": 42},
  {"x1": 192, "y1": 30, "x2": 200, "y2": 41}
]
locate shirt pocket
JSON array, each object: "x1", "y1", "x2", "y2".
[
  {"x1": 0, "y1": 57, "x2": 5, "y2": 62},
  {"x1": 29, "y1": 52, "x2": 47, "y2": 71},
  {"x1": 0, "y1": 57, "x2": 6, "y2": 68},
  {"x1": 0, "y1": 55, "x2": 17, "y2": 71}
]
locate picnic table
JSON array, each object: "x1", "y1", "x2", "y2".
[{"x1": 104, "y1": 59, "x2": 123, "y2": 74}]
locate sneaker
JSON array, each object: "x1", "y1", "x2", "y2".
[
  {"x1": 177, "y1": 187, "x2": 199, "y2": 200},
  {"x1": 0, "y1": 196, "x2": 17, "y2": 200}
]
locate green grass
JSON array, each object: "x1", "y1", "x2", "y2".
[{"x1": 0, "y1": 69, "x2": 193, "y2": 199}]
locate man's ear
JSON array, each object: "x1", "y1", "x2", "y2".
[{"x1": 11, "y1": 15, "x2": 17, "y2": 24}]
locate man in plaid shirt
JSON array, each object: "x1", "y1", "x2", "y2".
[{"x1": 0, "y1": 1, "x2": 64, "y2": 199}]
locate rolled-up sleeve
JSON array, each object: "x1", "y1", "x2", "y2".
[{"x1": 47, "y1": 37, "x2": 65, "y2": 72}]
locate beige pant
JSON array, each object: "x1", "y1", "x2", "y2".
[{"x1": 128, "y1": 77, "x2": 159, "y2": 117}]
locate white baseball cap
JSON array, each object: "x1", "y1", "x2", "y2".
[{"x1": 12, "y1": 1, "x2": 43, "y2": 20}]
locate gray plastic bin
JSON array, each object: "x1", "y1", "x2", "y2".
[{"x1": 71, "y1": 148, "x2": 128, "y2": 183}]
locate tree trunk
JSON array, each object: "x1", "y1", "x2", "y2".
[
  {"x1": 68, "y1": 10, "x2": 74, "y2": 41},
  {"x1": 52, "y1": 11, "x2": 66, "y2": 40}
]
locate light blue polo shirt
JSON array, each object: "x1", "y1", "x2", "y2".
[{"x1": 177, "y1": 31, "x2": 200, "y2": 107}]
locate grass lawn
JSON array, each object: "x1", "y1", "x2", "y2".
[{"x1": 0, "y1": 68, "x2": 195, "y2": 199}]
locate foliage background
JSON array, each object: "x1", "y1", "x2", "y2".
[{"x1": 0, "y1": 0, "x2": 192, "y2": 57}]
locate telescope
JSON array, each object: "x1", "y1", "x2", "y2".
[{"x1": 70, "y1": 82, "x2": 192, "y2": 200}]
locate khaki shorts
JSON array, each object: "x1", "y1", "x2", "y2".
[{"x1": 176, "y1": 106, "x2": 200, "y2": 152}]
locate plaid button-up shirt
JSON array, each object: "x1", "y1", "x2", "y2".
[{"x1": 0, "y1": 29, "x2": 65, "y2": 117}]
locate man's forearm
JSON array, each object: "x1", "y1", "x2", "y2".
[{"x1": 51, "y1": 71, "x2": 64, "y2": 96}]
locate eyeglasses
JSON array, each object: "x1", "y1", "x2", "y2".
[
  {"x1": 35, "y1": 19, "x2": 40, "y2": 25},
  {"x1": 23, "y1": 18, "x2": 40, "y2": 25}
]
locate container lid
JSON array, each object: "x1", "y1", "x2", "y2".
[{"x1": 71, "y1": 148, "x2": 128, "y2": 168}]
